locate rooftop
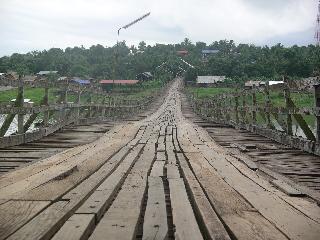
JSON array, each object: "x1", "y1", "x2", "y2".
[
  {"x1": 37, "y1": 71, "x2": 58, "y2": 75},
  {"x1": 202, "y1": 50, "x2": 219, "y2": 54},
  {"x1": 72, "y1": 79, "x2": 91, "y2": 85},
  {"x1": 197, "y1": 76, "x2": 226, "y2": 84},
  {"x1": 269, "y1": 81, "x2": 284, "y2": 86},
  {"x1": 100, "y1": 80, "x2": 139, "y2": 84}
]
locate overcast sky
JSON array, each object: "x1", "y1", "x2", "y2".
[{"x1": 0, "y1": 0, "x2": 318, "y2": 56}]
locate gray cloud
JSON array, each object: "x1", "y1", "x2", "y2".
[{"x1": 0, "y1": 0, "x2": 318, "y2": 56}]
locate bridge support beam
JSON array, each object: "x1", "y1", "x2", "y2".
[
  {"x1": 252, "y1": 87, "x2": 257, "y2": 124},
  {"x1": 284, "y1": 86, "x2": 293, "y2": 136},
  {"x1": 315, "y1": 84, "x2": 320, "y2": 142},
  {"x1": 43, "y1": 84, "x2": 50, "y2": 126}
]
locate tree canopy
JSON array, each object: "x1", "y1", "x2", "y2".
[{"x1": 0, "y1": 39, "x2": 319, "y2": 81}]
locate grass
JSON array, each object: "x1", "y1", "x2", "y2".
[
  {"x1": 0, "y1": 80, "x2": 164, "y2": 105},
  {"x1": 187, "y1": 86, "x2": 314, "y2": 108},
  {"x1": 0, "y1": 88, "x2": 58, "y2": 105},
  {"x1": 108, "y1": 80, "x2": 164, "y2": 101},
  {"x1": 186, "y1": 87, "x2": 234, "y2": 99}
]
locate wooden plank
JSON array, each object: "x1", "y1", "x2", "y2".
[
  {"x1": 0, "y1": 200, "x2": 50, "y2": 240},
  {"x1": 157, "y1": 142, "x2": 166, "y2": 152},
  {"x1": 51, "y1": 214, "x2": 95, "y2": 240},
  {"x1": 166, "y1": 163, "x2": 180, "y2": 179},
  {"x1": 76, "y1": 144, "x2": 144, "y2": 220},
  {"x1": 230, "y1": 143, "x2": 248, "y2": 152},
  {"x1": 184, "y1": 152, "x2": 287, "y2": 240},
  {"x1": 198, "y1": 143, "x2": 320, "y2": 240},
  {"x1": 271, "y1": 179, "x2": 304, "y2": 197},
  {"x1": 6, "y1": 144, "x2": 142, "y2": 240},
  {"x1": 160, "y1": 125, "x2": 166, "y2": 136},
  {"x1": 168, "y1": 178, "x2": 203, "y2": 240},
  {"x1": 218, "y1": 152, "x2": 320, "y2": 224},
  {"x1": 156, "y1": 151, "x2": 166, "y2": 161},
  {"x1": 89, "y1": 143, "x2": 155, "y2": 240},
  {"x1": 238, "y1": 157, "x2": 258, "y2": 170},
  {"x1": 142, "y1": 177, "x2": 168, "y2": 240},
  {"x1": 7, "y1": 201, "x2": 74, "y2": 240},
  {"x1": 150, "y1": 161, "x2": 165, "y2": 177},
  {"x1": 177, "y1": 153, "x2": 231, "y2": 240},
  {"x1": 166, "y1": 125, "x2": 173, "y2": 135},
  {"x1": 166, "y1": 141, "x2": 174, "y2": 151},
  {"x1": 216, "y1": 146, "x2": 259, "y2": 171},
  {"x1": 167, "y1": 150, "x2": 177, "y2": 164},
  {"x1": 31, "y1": 145, "x2": 130, "y2": 201},
  {"x1": 0, "y1": 124, "x2": 139, "y2": 200}
]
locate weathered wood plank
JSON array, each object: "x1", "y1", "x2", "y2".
[
  {"x1": 220, "y1": 152, "x2": 320, "y2": 224},
  {"x1": 142, "y1": 177, "x2": 168, "y2": 240},
  {"x1": 150, "y1": 161, "x2": 165, "y2": 177},
  {"x1": 7, "y1": 201, "x2": 74, "y2": 240},
  {"x1": 198, "y1": 143, "x2": 320, "y2": 240},
  {"x1": 0, "y1": 200, "x2": 50, "y2": 240},
  {"x1": 168, "y1": 178, "x2": 203, "y2": 240},
  {"x1": 156, "y1": 151, "x2": 166, "y2": 161},
  {"x1": 177, "y1": 153, "x2": 231, "y2": 240},
  {"x1": 76, "y1": 144, "x2": 144, "y2": 220},
  {"x1": 184, "y1": 151, "x2": 287, "y2": 240},
  {"x1": 271, "y1": 179, "x2": 304, "y2": 197},
  {"x1": 0, "y1": 124, "x2": 139, "y2": 200},
  {"x1": 166, "y1": 163, "x2": 180, "y2": 179},
  {"x1": 89, "y1": 143, "x2": 155, "y2": 240},
  {"x1": 51, "y1": 214, "x2": 95, "y2": 240}
]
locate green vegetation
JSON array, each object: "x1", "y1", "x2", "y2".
[
  {"x1": 0, "y1": 39, "x2": 319, "y2": 82},
  {"x1": 188, "y1": 86, "x2": 317, "y2": 133},
  {"x1": 0, "y1": 79, "x2": 164, "y2": 105},
  {"x1": 186, "y1": 87, "x2": 234, "y2": 98},
  {"x1": 187, "y1": 86, "x2": 314, "y2": 108},
  {"x1": 0, "y1": 88, "x2": 57, "y2": 104}
]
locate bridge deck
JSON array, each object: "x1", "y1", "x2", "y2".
[{"x1": 0, "y1": 79, "x2": 319, "y2": 240}]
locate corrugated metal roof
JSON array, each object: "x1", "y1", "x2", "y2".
[
  {"x1": 197, "y1": 76, "x2": 226, "y2": 84},
  {"x1": 245, "y1": 81, "x2": 266, "y2": 87},
  {"x1": 269, "y1": 81, "x2": 284, "y2": 86},
  {"x1": 72, "y1": 79, "x2": 91, "y2": 84},
  {"x1": 100, "y1": 80, "x2": 139, "y2": 84},
  {"x1": 202, "y1": 50, "x2": 219, "y2": 54},
  {"x1": 37, "y1": 71, "x2": 58, "y2": 75},
  {"x1": 143, "y1": 72, "x2": 153, "y2": 77}
]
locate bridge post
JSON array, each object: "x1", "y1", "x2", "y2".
[
  {"x1": 284, "y1": 84, "x2": 293, "y2": 136},
  {"x1": 234, "y1": 92, "x2": 239, "y2": 125},
  {"x1": 43, "y1": 80, "x2": 49, "y2": 126},
  {"x1": 76, "y1": 91, "x2": 81, "y2": 123},
  {"x1": 314, "y1": 84, "x2": 320, "y2": 142},
  {"x1": 101, "y1": 96, "x2": 106, "y2": 118},
  {"x1": 224, "y1": 94, "x2": 230, "y2": 121},
  {"x1": 252, "y1": 87, "x2": 257, "y2": 124},
  {"x1": 265, "y1": 85, "x2": 272, "y2": 128},
  {"x1": 88, "y1": 93, "x2": 92, "y2": 118},
  {"x1": 17, "y1": 75, "x2": 24, "y2": 134},
  {"x1": 242, "y1": 91, "x2": 247, "y2": 124}
]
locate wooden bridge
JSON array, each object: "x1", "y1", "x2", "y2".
[{"x1": 0, "y1": 78, "x2": 320, "y2": 240}]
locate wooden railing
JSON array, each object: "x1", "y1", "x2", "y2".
[
  {"x1": 0, "y1": 75, "x2": 160, "y2": 148},
  {"x1": 186, "y1": 82, "x2": 320, "y2": 156}
]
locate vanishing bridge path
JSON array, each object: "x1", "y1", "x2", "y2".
[{"x1": 0, "y1": 79, "x2": 320, "y2": 240}]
